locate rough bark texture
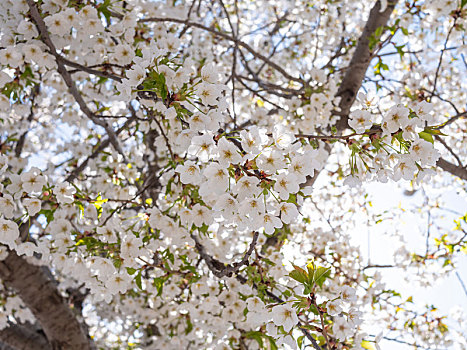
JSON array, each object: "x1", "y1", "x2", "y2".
[
  {"x1": 0, "y1": 323, "x2": 51, "y2": 350},
  {"x1": 437, "y1": 158, "x2": 467, "y2": 180},
  {"x1": 0, "y1": 252, "x2": 93, "y2": 350},
  {"x1": 336, "y1": 0, "x2": 399, "y2": 130},
  {"x1": 303, "y1": 0, "x2": 399, "y2": 189}
]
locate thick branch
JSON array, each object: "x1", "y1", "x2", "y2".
[
  {"x1": 0, "y1": 322, "x2": 51, "y2": 350},
  {"x1": 0, "y1": 252, "x2": 93, "y2": 350},
  {"x1": 336, "y1": 0, "x2": 399, "y2": 130},
  {"x1": 191, "y1": 237, "x2": 322, "y2": 350},
  {"x1": 191, "y1": 231, "x2": 259, "y2": 278},
  {"x1": 436, "y1": 158, "x2": 467, "y2": 180},
  {"x1": 26, "y1": 0, "x2": 126, "y2": 159}
]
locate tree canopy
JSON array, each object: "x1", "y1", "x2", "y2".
[{"x1": 0, "y1": 0, "x2": 466, "y2": 349}]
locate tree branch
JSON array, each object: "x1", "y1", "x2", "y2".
[
  {"x1": 190, "y1": 231, "x2": 259, "y2": 278},
  {"x1": 0, "y1": 251, "x2": 93, "y2": 350},
  {"x1": 26, "y1": 0, "x2": 126, "y2": 160},
  {"x1": 336, "y1": 0, "x2": 399, "y2": 130},
  {"x1": 436, "y1": 158, "x2": 467, "y2": 180},
  {"x1": 0, "y1": 322, "x2": 51, "y2": 350},
  {"x1": 139, "y1": 16, "x2": 303, "y2": 84},
  {"x1": 59, "y1": 56, "x2": 123, "y2": 82}
]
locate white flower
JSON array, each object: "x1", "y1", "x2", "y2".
[
  {"x1": 277, "y1": 335, "x2": 298, "y2": 350},
  {"x1": 112, "y1": 44, "x2": 135, "y2": 65},
  {"x1": 105, "y1": 272, "x2": 132, "y2": 295},
  {"x1": 213, "y1": 194, "x2": 238, "y2": 219},
  {"x1": 17, "y1": 20, "x2": 39, "y2": 40},
  {"x1": 0, "y1": 219, "x2": 19, "y2": 248},
  {"x1": 240, "y1": 126, "x2": 268, "y2": 156},
  {"x1": 188, "y1": 113, "x2": 211, "y2": 132},
  {"x1": 413, "y1": 101, "x2": 433, "y2": 120},
  {"x1": 234, "y1": 176, "x2": 261, "y2": 200},
  {"x1": 15, "y1": 242, "x2": 38, "y2": 257},
  {"x1": 356, "y1": 91, "x2": 379, "y2": 110},
  {"x1": 374, "y1": 332, "x2": 384, "y2": 350},
  {"x1": 340, "y1": 285, "x2": 357, "y2": 303},
  {"x1": 247, "y1": 297, "x2": 266, "y2": 313},
  {"x1": 53, "y1": 182, "x2": 76, "y2": 204},
  {"x1": 90, "y1": 257, "x2": 116, "y2": 281},
  {"x1": 84, "y1": 204, "x2": 98, "y2": 221},
  {"x1": 121, "y1": 235, "x2": 143, "y2": 260},
  {"x1": 176, "y1": 161, "x2": 202, "y2": 185},
  {"x1": 278, "y1": 202, "x2": 299, "y2": 224},
  {"x1": 191, "y1": 204, "x2": 213, "y2": 227},
  {"x1": 201, "y1": 62, "x2": 219, "y2": 83},
  {"x1": 379, "y1": 0, "x2": 388, "y2": 12},
  {"x1": 393, "y1": 154, "x2": 417, "y2": 181},
  {"x1": 271, "y1": 304, "x2": 298, "y2": 333},
  {"x1": 0, "y1": 47, "x2": 23, "y2": 68},
  {"x1": 347, "y1": 308, "x2": 363, "y2": 327},
  {"x1": 126, "y1": 64, "x2": 146, "y2": 86},
  {"x1": 0, "y1": 72, "x2": 13, "y2": 90},
  {"x1": 22, "y1": 44, "x2": 43, "y2": 63},
  {"x1": 239, "y1": 197, "x2": 265, "y2": 219},
  {"x1": 257, "y1": 212, "x2": 283, "y2": 235},
  {"x1": 273, "y1": 125, "x2": 295, "y2": 149},
  {"x1": 202, "y1": 162, "x2": 229, "y2": 193},
  {"x1": 382, "y1": 106, "x2": 410, "y2": 134},
  {"x1": 402, "y1": 118, "x2": 423, "y2": 140},
  {"x1": 188, "y1": 133, "x2": 215, "y2": 161},
  {"x1": 23, "y1": 198, "x2": 41, "y2": 216},
  {"x1": 326, "y1": 299, "x2": 343, "y2": 316},
  {"x1": 0, "y1": 194, "x2": 16, "y2": 218},
  {"x1": 410, "y1": 139, "x2": 440, "y2": 166},
  {"x1": 349, "y1": 109, "x2": 373, "y2": 133},
  {"x1": 44, "y1": 13, "x2": 70, "y2": 36},
  {"x1": 274, "y1": 173, "x2": 299, "y2": 200},
  {"x1": 257, "y1": 149, "x2": 286, "y2": 174},
  {"x1": 216, "y1": 138, "x2": 242, "y2": 166},
  {"x1": 289, "y1": 155, "x2": 314, "y2": 183},
  {"x1": 21, "y1": 168, "x2": 46, "y2": 194},
  {"x1": 96, "y1": 225, "x2": 118, "y2": 243},
  {"x1": 332, "y1": 317, "x2": 352, "y2": 340},
  {"x1": 195, "y1": 82, "x2": 222, "y2": 106}
]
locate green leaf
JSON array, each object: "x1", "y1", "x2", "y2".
[
  {"x1": 313, "y1": 267, "x2": 331, "y2": 288},
  {"x1": 135, "y1": 272, "x2": 143, "y2": 290},
  {"x1": 97, "y1": 0, "x2": 112, "y2": 24},
  {"x1": 418, "y1": 131, "x2": 434, "y2": 144},
  {"x1": 266, "y1": 335, "x2": 279, "y2": 350},
  {"x1": 374, "y1": 26, "x2": 383, "y2": 38},
  {"x1": 422, "y1": 127, "x2": 447, "y2": 136},
  {"x1": 244, "y1": 331, "x2": 264, "y2": 348},
  {"x1": 289, "y1": 265, "x2": 309, "y2": 284},
  {"x1": 126, "y1": 267, "x2": 137, "y2": 275},
  {"x1": 153, "y1": 277, "x2": 165, "y2": 296},
  {"x1": 185, "y1": 316, "x2": 193, "y2": 334}
]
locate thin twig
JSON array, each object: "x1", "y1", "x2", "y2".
[{"x1": 139, "y1": 16, "x2": 303, "y2": 84}]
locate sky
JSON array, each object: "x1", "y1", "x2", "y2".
[{"x1": 359, "y1": 180, "x2": 467, "y2": 350}]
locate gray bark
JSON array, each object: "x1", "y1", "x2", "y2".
[
  {"x1": 0, "y1": 322, "x2": 51, "y2": 350},
  {"x1": 336, "y1": 0, "x2": 399, "y2": 131},
  {"x1": 437, "y1": 158, "x2": 467, "y2": 180},
  {"x1": 0, "y1": 251, "x2": 93, "y2": 350}
]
